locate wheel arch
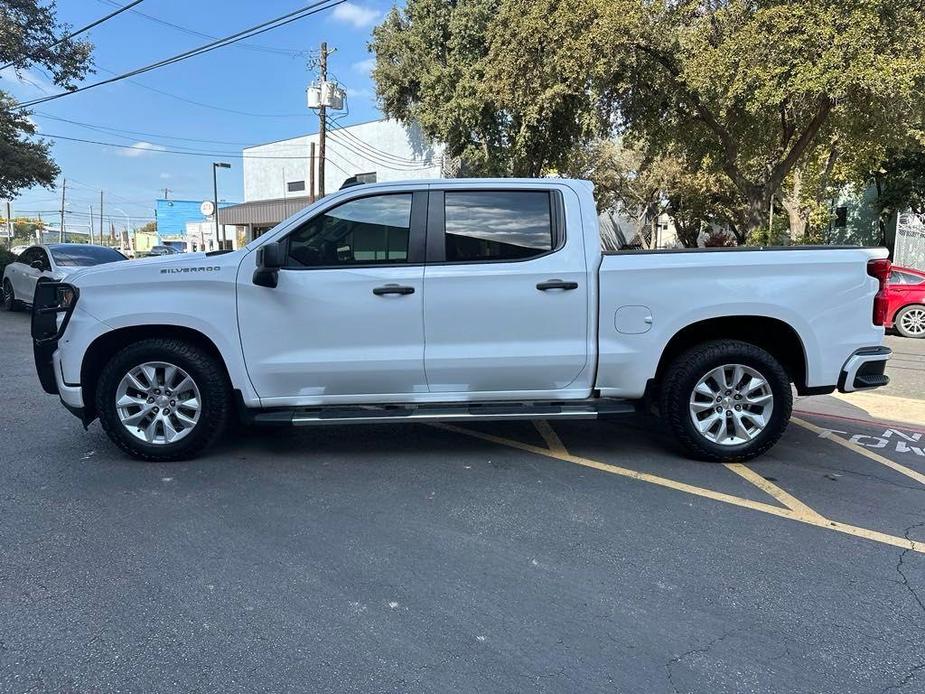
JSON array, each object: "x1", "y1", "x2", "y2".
[
  {"x1": 81, "y1": 325, "x2": 231, "y2": 422},
  {"x1": 651, "y1": 315, "x2": 809, "y2": 395}
]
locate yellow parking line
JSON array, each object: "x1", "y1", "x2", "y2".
[
  {"x1": 724, "y1": 463, "x2": 827, "y2": 522},
  {"x1": 533, "y1": 420, "x2": 569, "y2": 456},
  {"x1": 793, "y1": 417, "x2": 925, "y2": 488},
  {"x1": 432, "y1": 423, "x2": 925, "y2": 555}
]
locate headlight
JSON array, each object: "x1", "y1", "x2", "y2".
[{"x1": 56, "y1": 284, "x2": 77, "y2": 309}]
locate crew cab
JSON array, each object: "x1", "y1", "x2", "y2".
[{"x1": 31, "y1": 179, "x2": 893, "y2": 463}]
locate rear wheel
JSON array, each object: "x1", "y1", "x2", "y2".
[
  {"x1": 660, "y1": 340, "x2": 792, "y2": 463},
  {"x1": 895, "y1": 304, "x2": 925, "y2": 339},
  {"x1": 1, "y1": 279, "x2": 23, "y2": 311},
  {"x1": 96, "y1": 338, "x2": 231, "y2": 461}
]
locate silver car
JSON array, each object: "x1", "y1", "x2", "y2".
[{"x1": 2, "y1": 244, "x2": 126, "y2": 311}]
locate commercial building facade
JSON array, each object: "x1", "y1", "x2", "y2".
[{"x1": 219, "y1": 119, "x2": 446, "y2": 242}]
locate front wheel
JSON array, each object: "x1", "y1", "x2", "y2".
[
  {"x1": 894, "y1": 304, "x2": 925, "y2": 339},
  {"x1": 659, "y1": 340, "x2": 793, "y2": 463},
  {"x1": 2, "y1": 279, "x2": 22, "y2": 311},
  {"x1": 96, "y1": 338, "x2": 232, "y2": 461}
]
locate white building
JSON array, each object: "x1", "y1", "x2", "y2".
[{"x1": 220, "y1": 119, "x2": 446, "y2": 241}]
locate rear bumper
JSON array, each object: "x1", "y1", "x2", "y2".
[{"x1": 838, "y1": 346, "x2": 891, "y2": 393}]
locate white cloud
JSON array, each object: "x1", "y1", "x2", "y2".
[
  {"x1": 159, "y1": 173, "x2": 171, "y2": 180},
  {"x1": 0, "y1": 66, "x2": 56, "y2": 100},
  {"x1": 118, "y1": 141, "x2": 167, "y2": 157},
  {"x1": 353, "y1": 57, "x2": 377, "y2": 75},
  {"x1": 332, "y1": 3, "x2": 381, "y2": 29},
  {"x1": 346, "y1": 87, "x2": 374, "y2": 101}
]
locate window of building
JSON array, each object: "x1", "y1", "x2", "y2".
[
  {"x1": 444, "y1": 191, "x2": 553, "y2": 262},
  {"x1": 287, "y1": 193, "x2": 412, "y2": 267},
  {"x1": 287, "y1": 180, "x2": 306, "y2": 193}
]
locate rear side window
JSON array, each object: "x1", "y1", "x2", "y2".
[
  {"x1": 895, "y1": 271, "x2": 925, "y2": 285},
  {"x1": 444, "y1": 191, "x2": 553, "y2": 262},
  {"x1": 287, "y1": 193, "x2": 412, "y2": 267}
]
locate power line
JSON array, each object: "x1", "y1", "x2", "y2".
[
  {"x1": 324, "y1": 128, "x2": 436, "y2": 171},
  {"x1": 93, "y1": 67, "x2": 307, "y2": 118},
  {"x1": 95, "y1": 0, "x2": 307, "y2": 57},
  {"x1": 325, "y1": 116, "x2": 436, "y2": 167},
  {"x1": 35, "y1": 111, "x2": 262, "y2": 146},
  {"x1": 12, "y1": 0, "x2": 346, "y2": 109},
  {"x1": 39, "y1": 131, "x2": 315, "y2": 159},
  {"x1": 0, "y1": 0, "x2": 146, "y2": 72}
]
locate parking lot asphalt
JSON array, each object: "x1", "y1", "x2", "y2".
[{"x1": 1, "y1": 309, "x2": 924, "y2": 694}]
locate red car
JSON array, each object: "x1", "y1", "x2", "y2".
[{"x1": 885, "y1": 265, "x2": 925, "y2": 338}]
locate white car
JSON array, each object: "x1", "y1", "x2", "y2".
[
  {"x1": 2, "y1": 244, "x2": 126, "y2": 311},
  {"x1": 31, "y1": 179, "x2": 893, "y2": 463},
  {"x1": 10, "y1": 244, "x2": 30, "y2": 256}
]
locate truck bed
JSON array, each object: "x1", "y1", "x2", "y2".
[{"x1": 594, "y1": 245, "x2": 888, "y2": 398}]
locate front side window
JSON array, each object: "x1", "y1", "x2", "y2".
[
  {"x1": 444, "y1": 191, "x2": 553, "y2": 262},
  {"x1": 287, "y1": 193, "x2": 412, "y2": 267}
]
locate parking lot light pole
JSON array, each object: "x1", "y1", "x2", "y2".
[{"x1": 212, "y1": 162, "x2": 231, "y2": 250}]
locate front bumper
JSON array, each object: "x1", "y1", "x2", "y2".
[
  {"x1": 32, "y1": 279, "x2": 88, "y2": 424},
  {"x1": 838, "y1": 346, "x2": 891, "y2": 393}
]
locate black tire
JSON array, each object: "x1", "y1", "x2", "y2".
[
  {"x1": 1, "y1": 279, "x2": 23, "y2": 312},
  {"x1": 659, "y1": 340, "x2": 793, "y2": 463},
  {"x1": 96, "y1": 338, "x2": 232, "y2": 462},
  {"x1": 894, "y1": 305, "x2": 925, "y2": 339}
]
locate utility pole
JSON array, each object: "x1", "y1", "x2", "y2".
[
  {"x1": 163, "y1": 187, "x2": 171, "y2": 199},
  {"x1": 5, "y1": 200, "x2": 12, "y2": 249},
  {"x1": 59, "y1": 178, "x2": 66, "y2": 242},
  {"x1": 88, "y1": 204, "x2": 94, "y2": 244},
  {"x1": 212, "y1": 162, "x2": 231, "y2": 250},
  {"x1": 100, "y1": 191, "x2": 104, "y2": 245},
  {"x1": 309, "y1": 141, "x2": 316, "y2": 199},
  {"x1": 318, "y1": 41, "x2": 329, "y2": 197}
]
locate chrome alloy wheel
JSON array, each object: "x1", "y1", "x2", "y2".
[
  {"x1": 688, "y1": 364, "x2": 774, "y2": 446},
  {"x1": 900, "y1": 307, "x2": 925, "y2": 336},
  {"x1": 115, "y1": 361, "x2": 201, "y2": 445}
]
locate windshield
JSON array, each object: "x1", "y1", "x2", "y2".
[{"x1": 50, "y1": 245, "x2": 127, "y2": 267}]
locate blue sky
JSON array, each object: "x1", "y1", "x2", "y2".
[{"x1": 1, "y1": 0, "x2": 394, "y2": 226}]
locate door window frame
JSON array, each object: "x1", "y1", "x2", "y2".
[
  {"x1": 425, "y1": 188, "x2": 566, "y2": 265},
  {"x1": 278, "y1": 190, "x2": 428, "y2": 271}
]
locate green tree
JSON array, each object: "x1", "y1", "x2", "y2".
[
  {"x1": 0, "y1": 0, "x2": 93, "y2": 199},
  {"x1": 136, "y1": 221, "x2": 157, "y2": 235},
  {"x1": 582, "y1": 0, "x2": 925, "y2": 235},
  {"x1": 373, "y1": 0, "x2": 925, "y2": 239},
  {"x1": 370, "y1": 0, "x2": 606, "y2": 177}
]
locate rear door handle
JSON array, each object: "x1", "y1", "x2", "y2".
[
  {"x1": 537, "y1": 279, "x2": 579, "y2": 291},
  {"x1": 373, "y1": 284, "x2": 415, "y2": 296}
]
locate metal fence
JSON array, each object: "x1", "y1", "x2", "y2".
[{"x1": 894, "y1": 212, "x2": 925, "y2": 271}]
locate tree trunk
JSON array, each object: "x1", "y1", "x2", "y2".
[
  {"x1": 781, "y1": 168, "x2": 808, "y2": 244},
  {"x1": 741, "y1": 192, "x2": 769, "y2": 242}
]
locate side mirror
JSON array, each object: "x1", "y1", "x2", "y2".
[
  {"x1": 31, "y1": 259, "x2": 45, "y2": 271},
  {"x1": 253, "y1": 241, "x2": 284, "y2": 288}
]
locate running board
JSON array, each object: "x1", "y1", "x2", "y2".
[{"x1": 250, "y1": 399, "x2": 638, "y2": 427}]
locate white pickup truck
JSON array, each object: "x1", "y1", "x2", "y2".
[{"x1": 30, "y1": 179, "x2": 893, "y2": 463}]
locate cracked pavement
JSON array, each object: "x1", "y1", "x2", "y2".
[{"x1": 2, "y1": 312, "x2": 925, "y2": 693}]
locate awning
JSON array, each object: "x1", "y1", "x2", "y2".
[{"x1": 217, "y1": 196, "x2": 315, "y2": 227}]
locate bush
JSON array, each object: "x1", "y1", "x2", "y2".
[{"x1": 0, "y1": 247, "x2": 17, "y2": 279}]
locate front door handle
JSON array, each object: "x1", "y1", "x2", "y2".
[
  {"x1": 536, "y1": 279, "x2": 579, "y2": 291},
  {"x1": 373, "y1": 284, "x2": 415, "y2": 296}
]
